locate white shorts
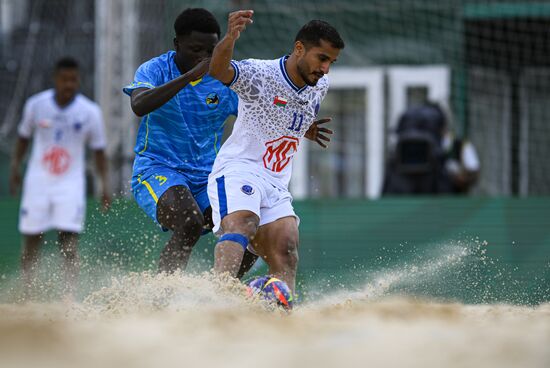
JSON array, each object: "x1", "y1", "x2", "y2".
[
  {"x1": 207, "y1": 170, "x2": 298, "y2": 235},
  {"x1": 18, "y1": 188, "x2": 85, "y2": 234}
]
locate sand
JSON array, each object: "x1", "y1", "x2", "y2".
[{"x1": 0, "y1": 272, "x2": 548, "y2": 368}]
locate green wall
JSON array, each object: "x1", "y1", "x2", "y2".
[{"x1": 0, "y1": 198, "x2": 548, "y2": 304}]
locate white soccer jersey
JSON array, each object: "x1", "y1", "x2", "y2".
[
  {"x1": 210, "y1": 56, "x2": 329, "y2": 189},
  {"x1": 18, "y1": 89, "x2": 106, "y2": 193}
]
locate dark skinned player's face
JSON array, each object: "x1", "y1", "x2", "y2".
[
  {"x1": 54, "y1": 68, "x2": 80, "y2": 103},
  {"x1": 174, "y1": 31, "x2": 219, "y2": 73},
  {"x1": 296, "y1": 39, "x2": 340, "y2": 86}
]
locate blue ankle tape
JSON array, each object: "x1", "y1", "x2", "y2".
[{"x1": 218, "y1": 233, "x2": 248, "y2": 251}]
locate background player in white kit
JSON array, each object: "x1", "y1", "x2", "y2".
[
  {"x1": 9, "y1": 57, "x2": 111, "y2": 295},
  {"x1": 208, "y1": 10, "x2": 344, "y2": 291}
]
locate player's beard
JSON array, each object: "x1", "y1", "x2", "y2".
[{"x1": 297, "y1": 60, "x2": 321, "y2": 87}]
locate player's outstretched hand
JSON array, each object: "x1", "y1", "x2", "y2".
[
  {"x1": 227, "y1": 10, "x2": 254, "y2": 41},
  {"x1": 305, "y1": 118, "x2": 333, "y2": 148},
  {"x1": 188, "y1": 58, "x2": 210, "y2": 81}
]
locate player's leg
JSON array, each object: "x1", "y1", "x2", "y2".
[
  {"x1": 57, "y1": 231, "x2": 79, "y2": 294},
  {"x1": 250, "y1": 216, "x2": 299, "y2": 291},
  {"x1": 156, "y1": 185, "x2": 205, "y2": 273},
  {"x1": 237, "y1": 246, "x2": 260, "y2": 279},
  {"x1": 18, "y1": 188, "x2": 51, "y2": 295},
  {"x1": 132, "y1": 167, "x2": 206, "y2": 273},
  {"x1": 208, "y1": 172, "x2": 263, "y2": 278},
  {"x1": 52, "y1": 192, "x2": 85, "y2": 295},
  {"x1": 20, "y1": 233, "x2": 44, "y2": 293},
  {"x1": 200, "y1": 191, "x2": 259, "y2": 279},
  {"x1": 214, "y1": 210, "x2": 259, "y2": 276}
]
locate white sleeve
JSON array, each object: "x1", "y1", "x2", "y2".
[
  {"x1": 228, "y1": 59, "x2": 262, "y2": 102},
  {"x1": 17, "y1": 99, "x2": 35, "y2": 138},
  {"x1": 87, "y1": 105, "x2": 107, "y2": 150},
  {"x1": 320, "y1": 78, "x2": 329, "y2": 104},
  {"x1": 461, "y1": 141, "x2": 480, "y2": 171},
  {"x1": 313, "y1": 78, "x2": 329, "y2": 118}
]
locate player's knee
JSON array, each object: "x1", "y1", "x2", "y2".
[
  {"x1": 174, "y1": 209, "x2": 204, "y2": 236},
  {"x1": 222, "y1": 214, "x2": 259, "y2": 240},
  {"x1": 273, "y1": 235, "x2": 299, "y2": 270},
  {"x1": 158, "y1": 186, "x2": 204, "y2": 230},
  {"x1": 243, "y1": 218, "x2": 259, "y2": 239}
]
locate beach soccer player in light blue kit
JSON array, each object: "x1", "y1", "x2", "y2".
[{"x1": 123, "y1": 8, "x2": 254, "y2": 274}]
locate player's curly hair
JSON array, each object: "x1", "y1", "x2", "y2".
[
  {"x1": 55, "y1": 56, "x2": 79, "y2": 71},
  {"x1": 295, "y1": 20, "x2": 345, "y2": 50},
  {"x1": 174, "y1": 8, "x2": 221, "y2": 38}
]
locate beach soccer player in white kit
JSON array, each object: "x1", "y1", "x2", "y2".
[
  {"x1": 207, "y1": 10, "x2": 344, "y2": 291},
  {"x1": 9, "y1": 57, "x2": 110, "y2": 295}
]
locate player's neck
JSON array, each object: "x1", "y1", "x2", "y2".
[
  {"x1": 54, "y1": 93, "x2": 75, "y2": 108},
  {"x1": 285, "y1": 54, "x2": 306, "y2": 89}
]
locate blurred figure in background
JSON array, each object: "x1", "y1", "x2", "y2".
[
  {"x1": 442, "y1": 128, "x2": 480, "y2": 194},
  {"x1": 9, "y1": 57, "x2": 111, "y2": 296},
  {"x1": 383, "y1": 102, "x2": 479, "y2": 195}
]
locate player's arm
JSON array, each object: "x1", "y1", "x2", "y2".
[
  {"x1": 10, "y1": 99, "x2": 34, "y2": 196},
  {"x1": 9, "y1": 136, "x2": 30, "y2": 196},
  {"x1": 130, "y1": 58, "x2": 210, "y2": 117},
  {"x1": 209, "y1": 10, "x2": 254, "y2": 84},
  {"x1": 93, "y1": 149, "x2": 111, "y2": 212}
]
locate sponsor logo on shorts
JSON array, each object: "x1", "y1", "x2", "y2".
[{"x1": 241, "y1": 185, "x2": 255, "y2": 195}]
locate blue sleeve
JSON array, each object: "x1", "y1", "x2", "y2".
[
  {"x1": 228, "y1": 90, "x2": 239, "y2": 116},
  {"x1": 123, "y1": 59, "x2": 162, "y2": 96}
]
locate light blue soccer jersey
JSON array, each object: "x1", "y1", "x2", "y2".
[{"x1": 123, "y1": 51, "x2": 238, "y2": 185}]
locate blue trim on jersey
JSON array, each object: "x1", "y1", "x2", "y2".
[
  {"x1": 218, "y1": 233, "x2": 248, "y2": 251},
  {"x1": 229, "y1": 60, "x2": 240, "y2": 87},
  {"x1": 216, "y1": 175, "x2": 228, "y2": 219},
  {"x1": 279, "y1": 56, "x2": 308, "y2": 94}
]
